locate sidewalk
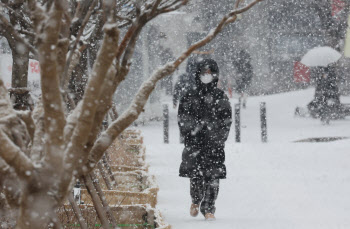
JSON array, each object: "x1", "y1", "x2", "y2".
[{"x1": 139, "y1": 88, "x2": 350, "y2": 229}]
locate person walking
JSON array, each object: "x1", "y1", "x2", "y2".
[
  {"x1": 307, "y1": 64, "x2": 341, "y2": 124},
  {"x1": 177, "y1": 59, "x2": 232, "y2": 221}
]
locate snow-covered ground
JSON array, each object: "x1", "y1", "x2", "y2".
[{"x1": 137, "y1": 88, "x2": 350, "y2": 229}]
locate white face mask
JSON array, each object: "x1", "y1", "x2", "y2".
[{"x1": 200, "y1": 73, "x2": 213, "y2": 84}]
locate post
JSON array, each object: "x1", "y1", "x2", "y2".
[
  {"x1": 73, "y1": 180, "x2": 81, "y2": 204},
  {"x1": 163, "y1": 104, "x2": 169, "y2": 143},
  {"x1": 234, "y1": 104, "x2": 241, "y2": 142},
  {"x1": 260, "y1": 102, "x2": 267, "y2": 142}
]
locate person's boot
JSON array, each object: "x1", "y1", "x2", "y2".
[
  {"x1": 190, "y1": 203, "x2": 199, "y2": 217},
  {"x1": 205, "y1": 213, "x2": 216, "y2": 221}
]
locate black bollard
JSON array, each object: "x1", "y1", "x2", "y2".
[
  {"x1": 260, "y1": 102, "x2": 267, "y2": 142},
  {"x1": 235, "y1": 103, "x2": 241, "y2": 142},
  {"x1": 163, "y1": 104, "x2": 169, "y2": 143}
]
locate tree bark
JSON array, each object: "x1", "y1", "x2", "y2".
[{"x1": 7, "y1": 7, "x2": 31, "y2": 110}]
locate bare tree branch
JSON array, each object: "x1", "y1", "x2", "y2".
[
  {"x1": 174, "y1": 0, "x2": 262, "y2": 68},
  {"x1": 116, "y1": 14, "x2": 133, "y2": 23},
  {"x1": 62, "y1": 0, "x2": 99, "y2": 89},
  {"x1": 0, "y1": 130, "x2": 34, "y2": 178},
  {"x1": 82, "y1": 175, "x2": 111, "y2": 229},
  {"x1": 90, "y1": 172, "x2": 118, "y2": 227},
  {"x1": 62, "y1": 42, "x2": 87, "y2": 92},
  {"x1": 0, "y1": 13, "x2": 37, "y2": 56},
  {"x1": 36, "y1": 1, "x2": 67, "y2": 167},
  {"x1": 70, "y1": 0, "x2": 94, "y2": 36},
  {"x1": 150, "y1": 0, "x2": 162, "y2": 16},
  {"x1": 0, "y1": 158, "x2": 21, "y2": 209},
  {"x1": 27, "y1": 0, "x2": 46, "y2": 31},
  {"x1": 64, "y1": 23, "x2": 119, "y2": 176},
  {"x1": 120, "y1": 17, "x2": 146, "y2": 74},
  {"x1": 115, "y1": 21, "x2": 140, "y2": 61},
  {"x1": 57, "y1": 38, "x2": 70, "y2": 90},
  {"x1": 67, "y1": 193, "x2": 88, "y2": 229},
  {"x1": 17, "y1": 29, "x2": 36, "y2": 38},
  {"x1": 15, "y1": 110, "x2": 35, "y2": 142},
  {"x1": 158, "y1": 0, "x2": 188, "y2": 13},
  {"x1": 30, "y1": 99, "x2": 45, "y2": 161},
  {"x1": 0, "y1": 2, "x2": 32, "y2": 29},
  {"x1": 228, "y1": 0, "x2": 262, "y2": 17}
]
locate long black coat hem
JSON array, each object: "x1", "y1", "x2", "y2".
[{"x1": 178, "y1": 173, "x2": 226, "y2": 179}]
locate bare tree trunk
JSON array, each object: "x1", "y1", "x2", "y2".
[
  {"x1": 7, "y1": 4, "x2": 31, "y2": 111},
  {"x1": 15, "y1": 190, "x2": 58, "y2": 229},
  {"x1": 8, "y1": 40, "x2": 31, "y2": 111}
]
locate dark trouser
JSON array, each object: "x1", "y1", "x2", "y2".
[{"x1": 190, "y1": 177, "x2": 220, "y2": 215}]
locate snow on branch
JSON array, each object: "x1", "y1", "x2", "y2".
[
  {"x1": 228, "y1": 0, "x2": 263, "y2": 17},
  {"x1": 87, "y1": 64, "x2": 175, "y2": 170},
  {"x1": 15, "y1": 110, "x2": 35, "y2": 142},
  {"x1": 0, "y1": 13, "x2": 37, "y2": 56},
  {"x1": 173, "y1": 0, "x2": 262, "y2": 69},
  {"x1": 64, "y1": 23, "x2": 119, "y2": 173},
  {"x1": 157, "y1": 0, "x2": 188, "y2": 13},
  {"x1": 62, "y1": 0, "x2": 98, "y2": 89},
  {"x1": 86, "y1": 66, "x2": 118, "y2": 143},
  {"x1": 0, "y1": 130, "x2": 34, "y2": 179},
  {"x1": 37, "y1": 2, "x2": 66, "y2": 157}
]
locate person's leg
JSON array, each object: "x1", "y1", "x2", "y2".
[
  {"x1": 200, "y1": 179, "x2": 220, "y2": 216},
  {"x1": 190, "y1": 177, "x2": 204, "y2": 205},
  {"x1": 189, "y1": 177, "x2": 204, "y2": 217}
]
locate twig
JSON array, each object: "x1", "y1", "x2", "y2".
[
  {"x1": 63, "y1": 0, "x2": 98, "y2": 88},
  {"x1": 116, "y1": 14, "x2": 133, "y2": 23},
  {"x1": 0, "y1": 2, "x2": 32, "y2": 29},
  {"x1": 0, "y1": 14, "x2": 37, "y2": 56},
  {"x1": 97, "y1": 161, "x2": 113, "y2": 190},
  {"x1": 102, "y1": 155, "x2": 117, "y2": 188}
]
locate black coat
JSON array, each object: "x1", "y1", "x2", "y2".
[
  {"x1": 173, "y1": 58, "x2": 197, "y2": 106},
  {"x1": 178, "y1": 59, "x2": 232, "y2": 179},
  {"x1": 314, "y1": 66, "x2": 340, "y2": 104},
  {"x1": 173, "y1": 73, "x2": 195, "y2": 107}
]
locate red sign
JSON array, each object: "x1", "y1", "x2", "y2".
[
  {"x1": 29, "y1": 60, "x2": 40, "y2": 74},
  {"x1": 332, "y1": 0, "x2": 345, "y2": 19},
  {"x1": 294, "y1": 61, "x2": 310, "y2": 83}
]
